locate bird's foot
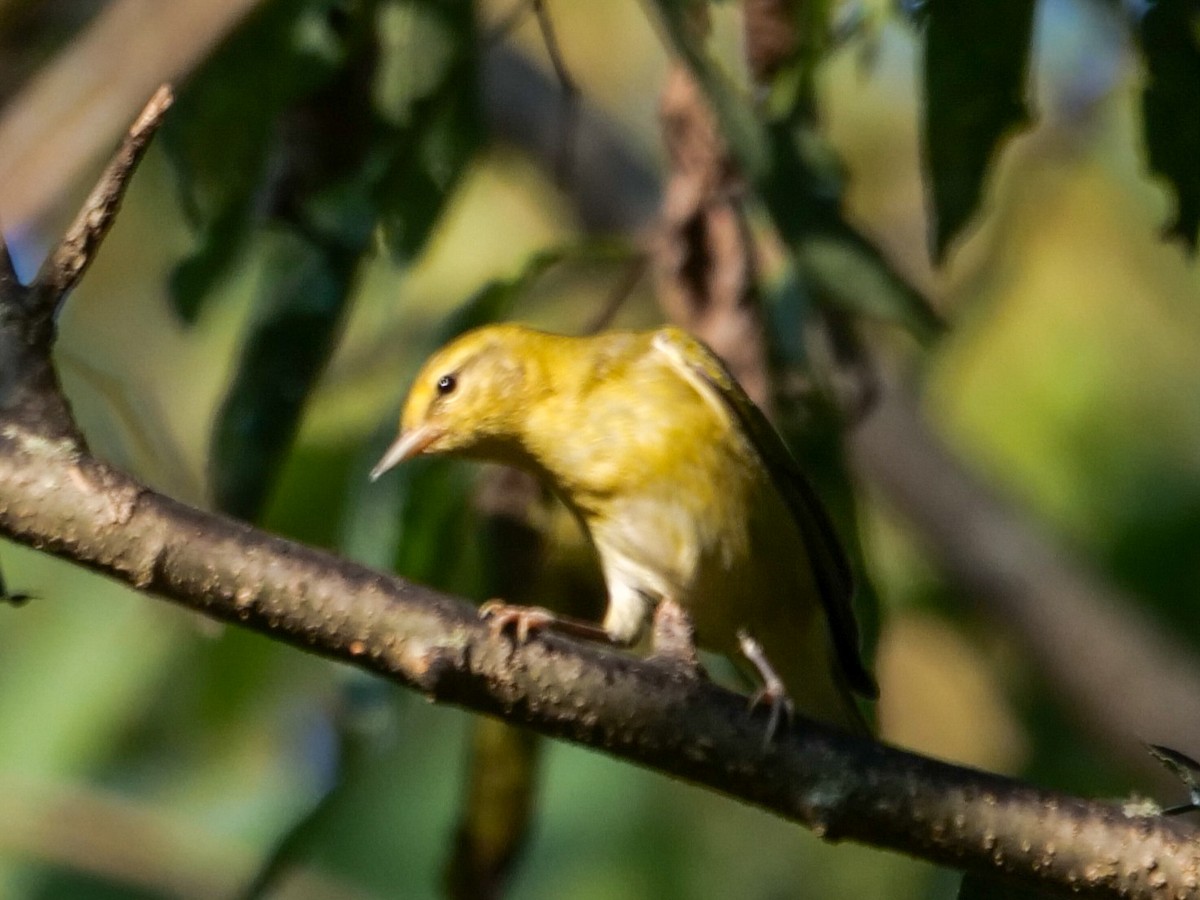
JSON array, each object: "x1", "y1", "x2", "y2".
[
  {"x1": 738, "y1": 629, "x2": 795, "y2": 748},
  {"x1": 480, "y1": 601, "x2": 615, "y2": 645},
  {"x1": 650, "y1": 598, "x2": 702, "y2": 672},
  {"x1": 479, "y1": 601, "x2": 556, "y2": 643}
]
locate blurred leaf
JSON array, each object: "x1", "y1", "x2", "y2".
[
  {"x1": 922, "y1": 0, "x2": 1036, "y2": 261},
  {"x1": 651, "y1": 0, "x2": 771, "y2": 178},
  {"x1": 162, "y1": 0, "x2": 358, "y2": 321},
  {"x1": 235, "y1": 681, "x2": 393, "y2": 900},
  {"x1": 210, "y1": 228, "x2": 359, "y2": 520},
  {"x1": 744, "y1": 0, "x2": 833, "y2": 120},
  {"x1": 32, "y1": 870, "x2": 165, "y2": 900},
  {"x1": 1138, "y1": 0, "x2": 1200, "y2": 252},
  {"x1": 763, "y1": 124, "x2": 945, "y2": 339},
  {"x1": 374, "y1": 0, "x2": 481, "y2": 261},
  {"x1": 650, "y1": 0, "x2": 942, "y2": 339},
  {"x1": 199, "y1": 0, "x2": 482, "y2": 521}
]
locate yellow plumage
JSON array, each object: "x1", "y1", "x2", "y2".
[{"x1": 373, "y1": 324, "x2": 876, "y2": 732}]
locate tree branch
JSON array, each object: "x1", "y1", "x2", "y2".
[
  {"x1": 30, "y1": 85, "x2": 173, "y2": 337},
  {"x1": 0, "y1": 422, "x2": 1197, "y2": 899},
  {"x1": 0, "y1": 87, "x2": 1195, "y2": 900}
]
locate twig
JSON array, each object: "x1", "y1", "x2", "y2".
[
  {"x1": 529, "y1": 0, "x2": 580, "y2": 185},
  {"x1": 483, "y1": 2, "x2": 580, "y2": 186},
  {"x1": 30, "y1": 84, "x2": 173, "y2": 331},
  {"x1": 583, "y1": 254, "x2": 647, "y2": 334},
  {"x1": 1, "y1": 86, "x2": 171, "y2": 444}
]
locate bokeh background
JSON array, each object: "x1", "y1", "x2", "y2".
[{"x1": 1, "y1": 0, "x2": 1198, "y2": 897}]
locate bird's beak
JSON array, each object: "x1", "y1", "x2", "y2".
[{"x1": 369, "y1": 425, "x2": 441, "y2": 481}]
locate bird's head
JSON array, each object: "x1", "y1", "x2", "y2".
[{"x1": 370, "y1": 325, "x2": 537, "y2": 480}]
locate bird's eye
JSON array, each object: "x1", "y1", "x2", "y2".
[{"x1": 436, "y1": 374, "x2": 457, "y2": 396}]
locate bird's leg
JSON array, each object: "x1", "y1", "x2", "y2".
[
  {"x1": 479, "y1": 601, "x2": 617, "y2": 645},
  {"x1": 649, "y1": 598, "x2": 701, "y2": 670},
  {"x1": 737, "y1": 629, "x2": 795, "y2": 746}
]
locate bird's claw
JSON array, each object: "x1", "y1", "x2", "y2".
[
  {"x1": 747, "y1": 681, "x2": 795, "y2": 749},
  {"x1": 479, "y1": 601, "x2": 556, "y2": 644},
  {"x1": 738, "y1": 629, "x2": 795, "y2": 748}
]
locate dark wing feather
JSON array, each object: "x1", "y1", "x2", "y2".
[{"x1": 653, "y1": 328, "x2": 878, "y2": 699}]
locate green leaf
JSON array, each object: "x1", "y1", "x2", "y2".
[
  {"x1": 374, "y1": 0, "x2": 482, "y2": 262},
  {"x1": 762, "y1": 123, "x2": 946, "y2": 339},
  {"x1": 187, "y1": 0, "x2": 484, "y2": 518},
  {"x1": 649, "y1": 0, "x2": 943, "y2": 339},
  {"x1": 162, "y1": 0, "x2": 356, "y2": 322},
  {"x1": 652, "y1": 0, "x2": 771, "y2": 178},
  {"x1": 1139, "y1": 0, "x2": 1200, "y2": 252},
  {"x1": 922, "y1": 0, "x2": 1036, "y2": 261},
  {"x1": 210, "y1": 229, "x2": 359, "y2": 520}
]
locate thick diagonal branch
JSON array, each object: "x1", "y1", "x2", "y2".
[{"x1": 0, "y1": 427, "x2": 1195, "y2": 900}]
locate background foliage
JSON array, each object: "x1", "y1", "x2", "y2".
[{"x1": 0, "y1": 0, "x2": 1198, "y2": 897}]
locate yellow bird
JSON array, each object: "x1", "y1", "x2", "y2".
[{"x1": 372, "y1": 324, "x2": 877, "y2": 733}]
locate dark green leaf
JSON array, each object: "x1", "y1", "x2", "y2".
[
  {"x1": 922, "y1": 0, "x2": 1036, "y2": 261},
  {"x1": 162, "y1": 0, "x2": 357, "y2": 322},
  {"x1": 1139, "y1": 0, "x2": 1200, "y2": 252},
  {"x1": 763, "y1": 123, "x2": 946, "y2": 339},
  {"x1": 196, "y1": 0, "x2": 484, "y2": 518},
  {"x1": 209, "y1": 229, "x2": 359, "y2": 520},
  {"x1": 374, "y1": 0, "x2": 482, "y2": 262}
]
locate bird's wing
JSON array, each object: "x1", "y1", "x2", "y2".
[{"x1": 652, "y1": 328, "x2": 878, "y2": 699}]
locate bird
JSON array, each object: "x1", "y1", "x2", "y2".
[{"x1": 371, "y1": 323, "x2": 877, "y2": 733}]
